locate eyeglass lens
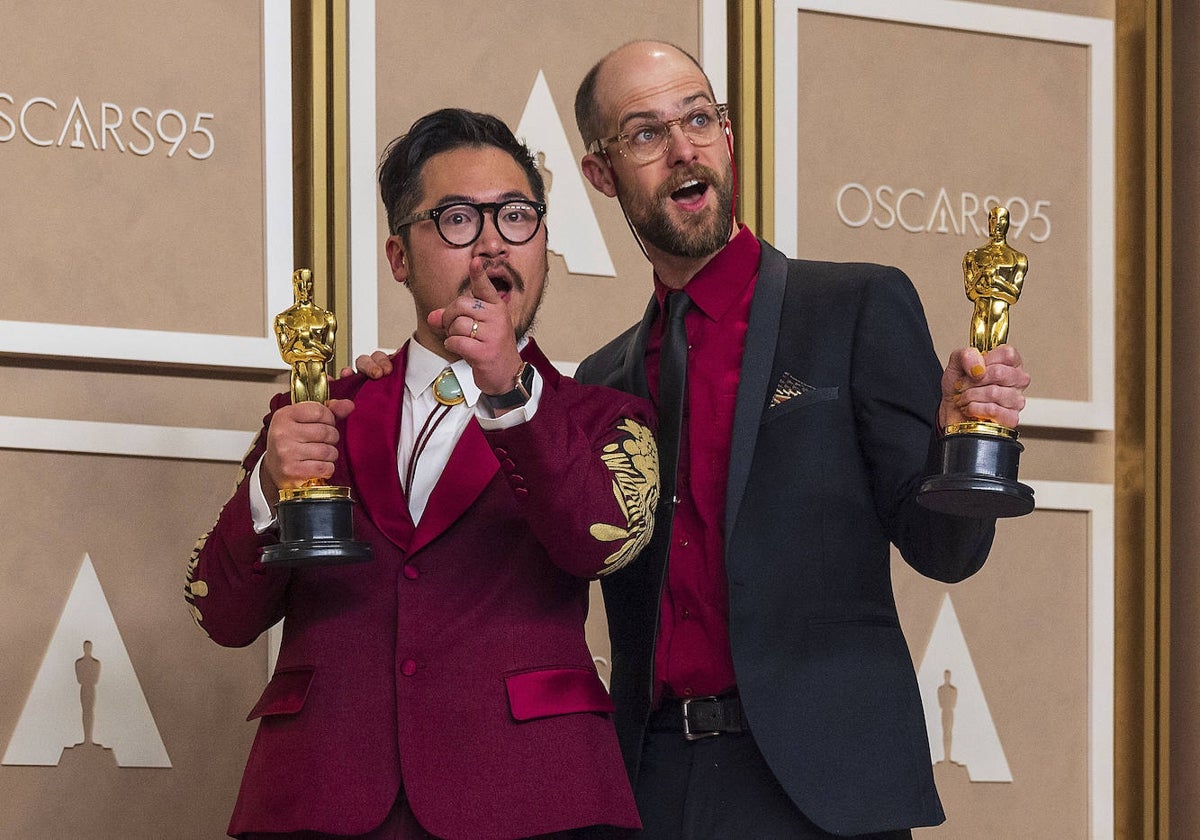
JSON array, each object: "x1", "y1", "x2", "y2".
[
  {"x1": 437, "y1": 201, "x2": 541, "y2": 246},
  {"x1": 623, "y1": 104, "x2": 724, "y2": 161}
]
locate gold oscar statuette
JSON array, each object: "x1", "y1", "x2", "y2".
[
  {"x1": 917, "y1": 206, "x2": 1035, "y2": 518},
  {"x1": 260, "y1": 269, "x2": 373, "y2": 566}
]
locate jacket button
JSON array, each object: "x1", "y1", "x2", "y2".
[
  {"x1": 403, "y1": 564, "x2": 419, "y2": 580},
  {"x1": 401, "y1": 659, "x2": 417, "y2": 676}
]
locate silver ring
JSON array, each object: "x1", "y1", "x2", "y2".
[{"x1": 470, "y1": 320, "x2": 479, "y2": 339}]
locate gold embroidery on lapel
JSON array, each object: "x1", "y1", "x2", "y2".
[{"x1": 589, "y1": 419, "x2": 659, "y2": 576}]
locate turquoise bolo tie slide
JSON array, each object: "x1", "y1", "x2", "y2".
[{"x1": 433, "y1": 368, "x2": 465, "y2": 406}]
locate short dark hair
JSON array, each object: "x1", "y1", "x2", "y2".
[
  {"x1": 574, "y1": 40, "x2": 710, "y2": 148},
  {"x1": 573, "y1": 61, "x2": 607, "y2": 149},
  {"x1": 378, "y1": 108, "x2": 545, "y2": 235}
]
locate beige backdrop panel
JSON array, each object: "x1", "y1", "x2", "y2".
[
  {"x1": 0, "y1": 0, "x2": 267, "y2": 337},
  {"x1": 792, "y1": 11, "x2": 1088, "y2": 404},
  {"x1": 0, "y1": 451, "x2": 264, "y2": 840},
  {"x1": 369, "y1": 0, "x2": 701, "y2": 363},
  {"x1": 895, "y1": 508, "x2": 1092, "y2": 838},
  {"x1": 0, "y1": 363, "x2": 285, "y2": 430}
]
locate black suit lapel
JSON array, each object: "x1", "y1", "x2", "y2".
[
  {"x1": 725, "y1": 241, "x2": 789, "y2": 536},
  {"x1": 621, "y1": 296, "x2": 658, "y2": 397},
  {"x1": 575, "y1": 296, "x2": 657, "y2": 397}
]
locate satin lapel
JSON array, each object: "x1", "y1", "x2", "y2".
[
  {"x1": 345, "y1": 344, "x2": 414, "y2": 550},
  {"x1": 724, "y1": 241, "x2": 788, "y2": 538},
  {"x1": 409, "y1": 418, "x2": 498, "y2": 555},
  {"x1": 622, "y1": 297, "x2": 658, "y2": 398}
]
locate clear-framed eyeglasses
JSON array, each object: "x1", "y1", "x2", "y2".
[
  {"x1": 587, "y1": 102, "x2": 729, "y2": 164},
  {"x1": 394, "y1": 199, "x2": 546, "y2": 247}
]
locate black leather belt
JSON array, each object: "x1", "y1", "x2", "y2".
[{"x1": 647, "y1": 693, "x2": 746, "y2": 740}]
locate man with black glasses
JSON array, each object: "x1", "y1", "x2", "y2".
[{"x1": 187, "y1": 109, "x2": 653, "y2": 840}]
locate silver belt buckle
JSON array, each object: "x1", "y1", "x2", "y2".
[{"x1": 682, "y1": 696, "x2": 722, "y2": 741}]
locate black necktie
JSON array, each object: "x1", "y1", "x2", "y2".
[{"x1": 658, "y1": 291, "x2": 691, "y2": 517}]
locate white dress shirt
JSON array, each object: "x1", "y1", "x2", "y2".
[{"x1": 250, "y1": 338, "x2": 541, "y2": 529}]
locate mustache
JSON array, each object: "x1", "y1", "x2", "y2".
[
  {"x1": 656, "y1": 164, "x2": 723, "y2": 202},
  {"x1": 456, "y1": 258, "x2": 525, "y2": 295}
]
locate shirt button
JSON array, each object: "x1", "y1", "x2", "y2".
[
  {"x1": 682, "y1": 687, "x2": 694, "y2": 697},
  {"x1": 401, "y1": 659, "x2": 417, "y2": 677},
  {"x1": 403, "y1": 565, "x2": 419, "y2": 580},
  {"x1": 681, "y1": 608, "x2": 691, "y2": 619}
]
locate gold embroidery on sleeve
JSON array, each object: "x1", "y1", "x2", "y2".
[
  {"x1": 589, "y1": 419, "x2": 659, "y2": 576},
  {"x1": 185, "y1": 429, "x2": 261, "y2": 631}
]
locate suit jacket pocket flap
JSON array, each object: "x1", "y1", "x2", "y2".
[
  {"x1": 246, "y1": 666, "x2": 315, "y2": 721},
  {"x1": 763, "y1": 385, "x2": 839, "y2": 423},
  {"x1": 504, "y1": 666, "x2": 614, "y2": 721}
]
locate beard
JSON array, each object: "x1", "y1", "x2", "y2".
[
  {"x1": 510, "y1": 271, "x2": 546, "y2": 340},
  {"x1": 618, "y1": 159, "x2": 735, "y2": 259}
]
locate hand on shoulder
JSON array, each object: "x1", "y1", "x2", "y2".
[{"x1": 339, "y1": 350, "x2": 393, "y2": 380}]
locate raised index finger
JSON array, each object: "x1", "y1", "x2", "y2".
[{"x1": 468, "y1": 256, "x2": 502, "y2": 305}]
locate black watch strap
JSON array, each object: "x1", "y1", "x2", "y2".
[{"x1": 482, "y1": 362, "x2": 535, "y2": 410}]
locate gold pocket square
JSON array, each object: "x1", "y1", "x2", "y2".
[{"x1": 771, "y1": 372, "x2": 815, "y2": 407}]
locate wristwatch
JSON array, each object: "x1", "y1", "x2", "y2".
[{"x1": 482, "y1": 362, "x2": 535, "y2": 411}]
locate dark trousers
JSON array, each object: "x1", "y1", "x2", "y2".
[{"x1": 634, "y1": 730, "x2": 913, "y2": 840}]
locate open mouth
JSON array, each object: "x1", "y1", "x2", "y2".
[
  {"x1": 670, "y1": 178, "x2": 709, "y2": 210},
  {"x1": 486, "y1": 269, "x2": 514, "y2": 298}
]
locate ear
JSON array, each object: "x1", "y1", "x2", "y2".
[
  {"x1": 581, "y1": 152, "x2": 618, "y2": 198},
  {"x1": 385, "y1": 235, "x2": 408, "y2": 285}
]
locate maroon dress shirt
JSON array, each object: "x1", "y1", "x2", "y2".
[{"x1": 645, "y1": 225, "x2": 761, "y2": 701}]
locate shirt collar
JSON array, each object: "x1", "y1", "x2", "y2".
[
  {"x1": 405, "y1": 339, "x2": 481, "y2": 408},
  {"x1": 405, "y1": 334, "x2": 532, "y2": 407},
  {"x1": 653, "y1": 224, "x2": 760, "y2": 322}
]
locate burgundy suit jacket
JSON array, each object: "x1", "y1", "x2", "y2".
[{"x1": 186, "y1": 341, "x2": 654, "y2": 839}]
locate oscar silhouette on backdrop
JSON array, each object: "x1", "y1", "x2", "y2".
[
  {"x1": 937, "y1": 669, "x2": 962, "y2": 768},
  {"x1": 74, "y1": 640, "x2": 100, "y2": 746},
  {"x1": 59, "y1": 639, "x2": 116, "y2": 767}
]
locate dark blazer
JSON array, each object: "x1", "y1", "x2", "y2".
[
  {"x1": 186, "y1": 341, "x2": 652, "y2": 840},
  {"x1": 576, "y1": 240, "x2": 996, "y2": 836}
]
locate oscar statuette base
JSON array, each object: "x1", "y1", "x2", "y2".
[
  {"x1": 261, "y1": 491, "x2": 373, "y2": 568},
  {"x1": 917, "y1": 424, "x2": 1035, "y2": 519}
]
